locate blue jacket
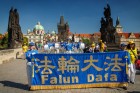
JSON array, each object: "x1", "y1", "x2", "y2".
[{"x1": 26, "y1": 50, "x2": 38, "y2": 62}]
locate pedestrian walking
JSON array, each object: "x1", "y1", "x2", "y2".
[{"x1": 127, "y1": 41, "x2": 138, "y2": 84}]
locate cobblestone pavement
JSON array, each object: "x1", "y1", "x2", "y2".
[{"x1": 0, "y1": 58, "x2": 140, "y2": 93}]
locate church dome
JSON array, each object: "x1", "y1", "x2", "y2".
[
  {"x1": 33, "y1": 22, "x2": 44, "y2": 31},
  {"x1": 51, "y1": 30, "x2": 56, "y2": 35}
]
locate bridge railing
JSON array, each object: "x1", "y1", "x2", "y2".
[{"x1": 0, "y1": 48, "x2": 23, "y2": 64}]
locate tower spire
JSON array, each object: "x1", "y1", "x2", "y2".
[
  {"x1": 60, "y1": 16, "x2": 65, "y2": 25},
  {"x1": 116, "y1": 16, "x2": 120, "y2": 26}
]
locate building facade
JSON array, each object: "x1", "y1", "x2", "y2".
[
  {"x1": 91, "y1": 17, "x2": 140, "y2": 50},
  {"x1": 24, "y1": 22, "x2": 45, "y2": 44},
  {"x1": 115, "y1": 17, "x2": 140, "y2": 50}
]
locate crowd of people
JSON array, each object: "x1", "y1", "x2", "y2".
[
  {"x1": 23, "y1": 39, "x2": 139, "y2": 90},
  {"x1": 42, "y1": 39, "x2": 108, "y2": 54}
]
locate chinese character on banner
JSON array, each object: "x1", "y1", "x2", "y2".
[
  {"x1": 57, "y1": 56, "x2": 79, "y2": 74},
  {"x1": 82, "y1": 55, "x2": 103, "y2": 71},
  {"x1": 34, "y1": 56, "x2": 55, "y2": 84},
  {"x1": 104, "y1": 54, "x2": 125, "y2": 71}
]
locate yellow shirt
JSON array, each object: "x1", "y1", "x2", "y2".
[
  {"x1": 127, "y1": 48, "x2": 137, "y2": 64},
  {"x1": 22, "y1": 45, "x2": 28, "y2": 53},
  {"x1": 100, "y1": 42, "x2": 105, "y2": 52}
]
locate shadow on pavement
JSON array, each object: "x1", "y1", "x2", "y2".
[
  {"x1": 136, "y1": 69, "x2": 140, "y2": 75},
  {"x1": 0, "y1": 80, "x2": 28, "y2": 90},
  {"x1": 127, "y1": 91, "x2": 140, "y2": 93}
]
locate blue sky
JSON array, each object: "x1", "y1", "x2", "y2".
[{"x1": 0, "y1": 0, "x2": 140, "y2": 34}]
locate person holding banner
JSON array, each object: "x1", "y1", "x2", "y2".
[
  {"x1": 26, "y1": 42, "x2": 38, "y2": 90},
  {"x1": 127, "y1": 41, "x2": 138, "y2": 84}
]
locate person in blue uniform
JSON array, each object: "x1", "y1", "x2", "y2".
[
  {"x1": 44, "y1": 41, "x2": 50, "y2": 53},
  {"x1": 60, "y1": 41, "x2": 64, "y2": 48},
  {"x1": 66, "y1": 39, "x2": 73, "y2": 53},
  {"x1": 77, "y1": 39, "x2": 85, "y2": 53},
  {"x1": 120, "y1": 43, "x2": 127, "y2": 51},
  {"x1": 73, "y1": 42, "x2": 78, "y2": 53},
  {"x1": 25, "y1": 42, "x2": 38, "y2": 90},
  {"x1": 48, "y1": 41, "x2": 55, "y2": 53}
]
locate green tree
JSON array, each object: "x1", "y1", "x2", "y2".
[
  {"x1": 82, "y1": 38, "x2": 91, "y2": 46},
  {"x1": 0, "y1": 34, "x2": 2, "y2": 47},
  {"x1": 23, "y1": 37, "x2": 28, "y2": 45},
  {"x1": 1, "y1": 33, "x2": 8, "y2": 48}
]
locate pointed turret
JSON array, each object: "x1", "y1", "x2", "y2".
[
  {"x1": 116, "y1": 16, "x2": 120, "y2": 26},
  {"x1": 115, "y1": 16, "x2": 123, "y2": 33},
  {"x1": 60, "y1": 16, "x2": 65, "y2": 25}
]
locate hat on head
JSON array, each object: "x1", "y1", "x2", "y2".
[
  {"x1": 29, "y1": 42, "x2": 35, "y2": 46},
  {"x1": 91, "y1": 43, "x2": 95, "y2": 47},
  {"x1": 121, "y1": 43, "x2": 126, "y2": 47},
  {"x1": 128, "y1": 41, "x2": 134, "y2": 44},
  {"x1": 99, "y1": 40, "x2": 102, "y2": 42}
]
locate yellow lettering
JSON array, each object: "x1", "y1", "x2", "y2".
[
  {"x1": 110, "y1": 74, "x2": 117, "y2": 81},
  {"x1": 72, "y1": 76, "x2": 79, "y2": 83},
  {"x1": 59, "y1": 75, "x2": 62, "y2": 84},
  {"x1": 96, "y1": 75, "x2": 102, "y2": 82},
  {"x1": 50, "y1": 77, "x2": 57, "y2": 84},
  {"x1": 88, "y1": 74, "x2": 94, "y2": 82},
  {"x1": 104, "y1": 73, "x2": 108, "y2": 81},
  {"x1": 41, "y1": 75, "x2": 48, "y2": 84},
  {"x1": 63, "y1": 77, "x2": 70, "y2": 83}
]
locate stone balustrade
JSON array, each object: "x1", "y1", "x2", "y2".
[{"x1": 0, "y1": 48, "x2": 23, "y2": 64}]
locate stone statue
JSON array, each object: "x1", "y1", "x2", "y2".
[
  {"x1": 100, "y1": 4, "x2": 116, "y2": 43},
  {"x1": 104, "y1": 4, "x2": 111, "y2": 19},
  {"x1": 8, "y1": 7, "x2": 23, "y2": 49}
]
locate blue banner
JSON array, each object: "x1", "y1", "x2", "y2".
[{"x1": 30, "y1": 51, "x2": 130, "y2": 90}]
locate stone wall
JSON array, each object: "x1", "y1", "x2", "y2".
[{"x1": 0, "y1": 48, "x2": 23, "y2": 64}]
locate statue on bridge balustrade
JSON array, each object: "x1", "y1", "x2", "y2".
[{"x1": 100, "y1": 4, "x2": 116, "y2": 43}]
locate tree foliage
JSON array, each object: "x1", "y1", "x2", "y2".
[
  {"x1": 82, "y1": 38, "x2": 91, "y2": 46},
  {"x1": 23, "y1": 37, "x2": 28, "y2": 45},
  {"x1": 0, "y1": 33, "x2": 8, "y2": 48}
]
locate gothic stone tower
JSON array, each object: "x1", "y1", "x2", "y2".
[
  {"x1": 57, "y1": 16, "x2": 69, "y2": 42},
  {"x1": 8, "y1": 7, "x2": 23, "y2": 48}
]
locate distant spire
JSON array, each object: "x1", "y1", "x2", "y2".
[
  {"x1": 60, "y1": 16, "x2": 65, "y2": 25},
  {"x1": 116, "y1": 16, "x2": 120, "y2": 26}
]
